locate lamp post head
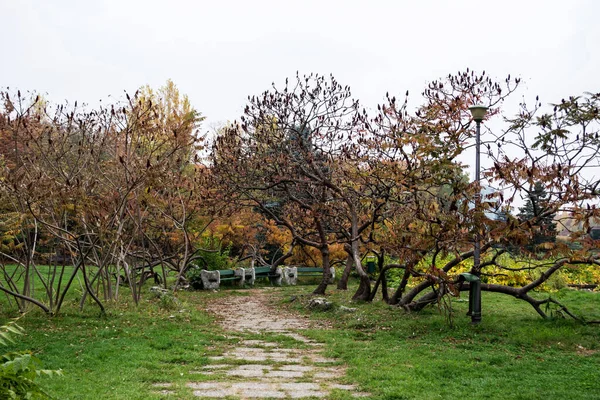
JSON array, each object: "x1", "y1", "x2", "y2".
[{"x1": 469, "y1": 104, "x2": 489, "y2": 122}]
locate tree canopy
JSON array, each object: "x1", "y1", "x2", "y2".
[{"x1": 1, "y1": 73, "x2": 599, "y2": 322}]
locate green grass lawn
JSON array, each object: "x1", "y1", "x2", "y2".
[
  {"x1": 0, "y1": 291, "x2": 232, "y2": 399},
  {"x1": 1, "y1": 281, "x2": 599, "y2": 399},
  {"x1": 285, "y1": 286, "x2": 600, "y2": 400}
]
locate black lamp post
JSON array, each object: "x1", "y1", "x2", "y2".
[{"x1": 468, "y1": 104, "x2": 488, "y2": 324}]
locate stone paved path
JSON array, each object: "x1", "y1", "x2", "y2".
[{"x1": 152, "y1": 288, "x2": 369, "y2": 399}]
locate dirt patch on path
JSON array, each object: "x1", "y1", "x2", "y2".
[
  {"x1": 206, "y1": 288, "x2": 313, "y2": 334},
  {"x1": 153, "y1": 288, "x2": 369, "y2": 399}
]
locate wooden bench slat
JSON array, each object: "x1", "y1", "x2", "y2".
[
  {"x1": 217, "y1": 269, "x2": 239, "y2": 281},
  {"x1": 297, "y1": 268, "x2": 324, "y2": 273},
  {"x1": 297, "y1": 267, "x2": 328, "y2": 276}
]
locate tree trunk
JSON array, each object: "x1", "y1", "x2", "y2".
[
  {"x1": 351, "y1": 248, "x2": 370, "y2": 301},
  {"x1": 403, "y1": 282, "x2": 554, "y2": 318},
  {"x1": 0, "y1": 286, "x2": 51, "y2": 314},
  {"x1": 402, "y1": 259, "x2": 576, "y2": 319},
  {"x1": 352, "y1": 275, "x2": 371, "y2": 301},
  {"x1": 381, "y1": 272, "x2": 389, "y2": 303},
  {"x1": 368, "y1": 256, "x2": 391, "y2": 303},
  {"x1": 390, "y1": 267, "x2": 411, "y2": 305},
  {"x1": 367, "y1": 271, "x2": 383, "y2": 302},
  {"x1": 350, "y1": 249, "x2": 370, "y2": 300},
  {"x1": 376, "y1": 252, "x2": 388, "y2": 303},
  {"x1": 270, "y1": 242, "x2": 295, "y2": 273},
  {"x1": 337, "y1": 252, "x2": 353, "y2": 290},
  {"x1": 396, "y1": 250, "x2": 480, "y2": 306},
  {"x1": 312, "y1": 246, "x2": 331, "y2": 295}
]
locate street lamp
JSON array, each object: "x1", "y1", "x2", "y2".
[{"x1": 468, "y1": 104, "x2": 488, "y2": 324}]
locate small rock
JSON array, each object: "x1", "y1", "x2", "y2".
[
  {"x1": 149, "y1": 286, "x2": 167, "y2": 293},
  {"x1": 339, "y1": 306, "x2": 357, "y2": 313},
  {"x1": 308, "y1": 297, "x2": 333, "y2": 311},
  {"x1": 149, "y1": 286, "x2": 169, "y2": 296}
]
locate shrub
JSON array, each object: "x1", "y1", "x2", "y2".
[
  {"x1": 0, "y1": 319, "x2": 62, "y2": 399},
  {"x1": 187, "y1": 237, "x2": 236, "y2": 289},
  {"x1": 186, "y1": 266, "x2": 204, "y2": 290},
  {"x1": 149, "y1": 287, "x2": 182, "y2": 310}
]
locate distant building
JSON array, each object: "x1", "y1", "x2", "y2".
[{"x1": 554, "y1": 211, "x2": 600, "y2": 239}]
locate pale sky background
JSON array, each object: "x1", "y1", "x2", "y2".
[
  {"x1": 2, "y1": 0, "x2": 598, "y2": 124},
  {"x1": 2, "y1": 0, "x2": 599, "y2": 191}
]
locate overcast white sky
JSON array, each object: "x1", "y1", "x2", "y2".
[{"x1": 2, "y1": 0, "x2": 599, "y2": 131}]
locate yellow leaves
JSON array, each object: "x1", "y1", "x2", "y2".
[
  {"x1": 538, "y1": 241, "x2": 556, "y2": 250},
  {"x1": 0, "y1": 211, "x2": 28, "y2": 252},
  {"x1": 428, "y1": 202, "x2": 439, "y2": 214},
  {"x1": 328, "y1": 243, "x2": 346, "y2": 261},
  {"x1": 266, "y1": 223, "x2": 293, "y2": 247},
  {"x1": 407, "y1": 221, "x2": 427, "y2": 235},
  {"x1": 561, "y1": 264, "x2": 600, "y2": 286},
  {"x1": 167, "y1": 231, "x2": 183, "y2": 246}
]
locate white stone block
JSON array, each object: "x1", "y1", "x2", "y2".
[
  {"x1": 282, "y1": 266, "x2": 298, "y2": 285},
  {"x1": 201, "y1": 270, "x2": 220, "y2": 290},
  {"x1": 245, "y1": 267, "x2": 256, "y2": 285},
  {"x1": 234, "y1": 268, "x2": 246, "y2": 287}
]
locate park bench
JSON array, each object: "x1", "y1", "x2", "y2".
[
  {"x1": 282, "y1": 266, "x2": 335, "y2": 285},
  {"x1": 297, "y1": 267, "x2": 328, "y2": 278},
  {"x1": 218, "y1": 269, "x2": 243, "y2": 285},
  {"x1": 199, "y1": 267, "x2": 255, "y2": 290},
  {"x1": 254, "y1": 266, "x2": 283, "y2": 285},
  {"x1": 197, "y1": 265, "x2": 335, "y2": 289}
]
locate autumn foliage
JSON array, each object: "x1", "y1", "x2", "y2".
[{"x1": 1, "y1": 72, "x2": 600, "y2": 321}]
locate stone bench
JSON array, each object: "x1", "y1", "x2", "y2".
[
  {"x1": 199, "y1": 265, "x2": 334, "y2": 289},
  {"x1": 281, "y1": 267, "x2": 335, "y2": 285},
  {"x1": 200, "y1": 267, "x2": 255, "y2": 290},
  {"x1": 254, "y1": 266, "x2": 283, "y2": 286}
]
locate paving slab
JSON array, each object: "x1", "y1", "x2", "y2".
[
  {"x1": 226, "y1": 368, "x2": 265, "y2": 377},
  {"x1": 288, "y1": 390, "x2": 328, "y2": 398},
  {"x1": 265, "y1": 370, "x2": 304, "y2": 378},
  {"x1": 151, "y1": 382, "x2": 173, "y2": 388},
  {"x1": 185, "y1": 288, "x2": 371, "y2": 399},
  {"x1": 279, "y1": 383, "x2": 320, "y2": 391},
  {"x1": 201, "y1": 364, "x2": 230, "y2": 369},
  {"x1": 330, "y1": 383, "x2": 357, "y2": 390},
  {"x1": 238, "y1": 364, "x2": 273, "y2": 371},
  {"x1": 312, "y1": 356, "x2": 338, "y2": 363},
  {"x1": 187, "y1": 382, "x2": 223, "y2": 390},
  {"x1": 314, "y1": 371, "x2": 342, "y2": 379},
  {"x1": 279, "y1": 365, "x2": 314, "y2": 372},
  {"x1": 241, "y1": 389, "x2": 287, "y2": 398},
  {"x1": 192, "y1": 389, "x2": 229, "y2": 398},
  {"x1": 231, "y1": 382, "x2": 274, "y2": 390},
  {"x1": 269, "y1": 355, "x2": 303, "y2": 363}
]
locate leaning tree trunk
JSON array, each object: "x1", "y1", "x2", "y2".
[
  {"x1": 368, "y1": 258, "x2": 396, "y2": 303},
  {"x1": 390, "y1": 267, "x2": 412, "y2": 305},
  {"x1": 397, "y1": 249, "x2": 481, "y2": 307},
  {"x1": 270, "y1": 242, "x2": 295, "y2": 273},
  {"x1": 403, "y1": 281, "x2": 576, "y2": 320},
  {"x1": 351, "y1": 248, "x2": 370, "y2": 300},
  {"x1": 312, "y1": 245, "x2": 332, "y2": 295},
  {"x1": 400, "y1": 257, "x2": 591, "y2": 321},
  {"x1": 337, "y1": 251, "x2": 354, "y2": 290}
]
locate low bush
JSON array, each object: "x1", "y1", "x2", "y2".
[{"x1": 0, "y1": 319, "x2": 62, "y2": 399}]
